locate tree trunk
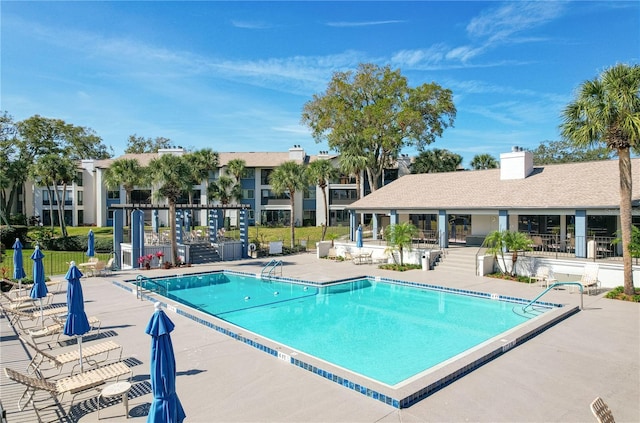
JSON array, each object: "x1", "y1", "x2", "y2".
[
  {"x1": 289, "y1": 194, "x2": 296, "y2": 248},
  {"x1": 618, "y1": 148, "x2": 634, "y2": 295},
  {"x1": 169, "y1": 200, "x2": 178, "y2": 265},
  {"x1": 321, "y1": 185, "x2": 328, "y2": 240}
]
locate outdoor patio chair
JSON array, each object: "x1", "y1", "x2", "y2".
[
  {"x1": 96, "y1": 258, "x2": 114, "y2": 277},
  {"x1": 20, "y1": 335, "x2": 123, "y2": 377},
  {"x1": 529, "y1": 266, "x2": 557, "y2": 288},
  {"x1": 590, "y1": 396, "x2": 615, "y2": 423},
  {"x1": 571, "y1": 263, "x2": 600, "y2": 295},
  {"x1": 530, "y1": 236, "x2": 544, "y2": 251},
  {"x1": 354, "y1": 251, "x2": 373, "y2": 265},
  {"x1": 4, "y1": 361, "x2": 132, "y2": 420}
]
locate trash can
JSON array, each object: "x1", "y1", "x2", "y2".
[{"x1": 421, "y1": 253, "x2": 429, "y2": 271}]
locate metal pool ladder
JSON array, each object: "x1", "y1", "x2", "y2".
[
  {"x1": 261, "y1": 259, "x2": 283, "y2": 280},
  {"x1": 136, "y1": 274, "x2": 169, "y2": 300}
]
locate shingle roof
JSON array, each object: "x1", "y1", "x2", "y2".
[{"x1": 349, "y1": 159, "x2": 640, "y2": 211}]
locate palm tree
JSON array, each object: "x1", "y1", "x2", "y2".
[
  {"x1": 561, "y1": 63, "x2": 640, "y2": 295},
  {"x1": 470, "y1": 154, "x2": 498, "y2": 170},
  {"x1": 383, "y1": 222, "x2": 418, "y2": 266},
  {"x1": 208, "y1": 175, "x2": 240, "y2": 229},
  {"x1": 269, "y1": 161, "x2": 308, "y2": 248},
  {"x1": 484, "y1": 230, "x2": 508, "y2": 274},
  {"x1": 53, "y1": 156, "x2": 78, "y2": 237},
  {"x1": 338, "y1": 150, "x2": 368, "y2": 200},
  {"x1": 148, "y1": 154, "x2": 192, "y2": 266},
  {"x1": 103, "y1": 158, "x2": 146, "y2": 226},
  {"x1": 189, "y1": 148, "x2": 219, "y2": 204},
  {"x1": 307, "y1": 159, "x2": 338, "y2": 240},
  {"x1": 411, "y1": 148, "x2": 463, "y2": 173},
  {"x1": 484, "y1": 230, "x2": 532, "y2": 276},
  {"x1": 30, "y1": 154, "x2": 59, "y2": 231},
  {"x1": 226, "y1": 158, "x2": 246, "y2": 225},
  {"x1": 502, "y1": 231, "x2": 533, "y2": 276}
]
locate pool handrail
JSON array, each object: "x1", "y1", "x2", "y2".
[
  {"x1": 261, "y1": 259, "x2": 283, "y2": 279},
  {"x1": 135, "y1": 274, "x2": 168, "y2": 300},
  {"x1": 522, "y1": 282, "x2": 584, "y2": 312}
]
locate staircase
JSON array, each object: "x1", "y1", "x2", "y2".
[
  {"x1": 432, "y1": 245, "x2": 478, "y2": 275},
  {"x1": 188, "y1": 242, "x2": 221, "y2": 264}
]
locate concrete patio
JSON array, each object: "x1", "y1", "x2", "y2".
[{"x1": 1, "y1": 251, "x2": 638, "y2": 422}]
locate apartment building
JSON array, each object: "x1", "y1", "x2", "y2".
[{"x1": 25, "y1": 145, "x2": 408, "y2": 230}]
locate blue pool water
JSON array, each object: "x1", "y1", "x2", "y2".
[{"x1": 144, "y1": 272, "x2": 545, "y2": 386}]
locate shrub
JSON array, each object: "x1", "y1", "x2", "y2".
[
  {"x1": 605, "y1": 286, "x2": 640, "y2": 302},
  {"x1": 95, "y1": 237, "x2": 113, "y2": 253},
  {"x1": 0, "y1": 225, "x2": 30, "y2": 248},
  {"x1": 42, "y1": 235, "x2": 85, "y2": 251},
  {"x1": 379, "y1": 263, "x2": 421, "y2": 271}
]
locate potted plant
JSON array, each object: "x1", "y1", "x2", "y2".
[
  {"x1": 138, "y1": 254, "x2": 153, "y2": 270},
  {"x1": 155, "y1": 250, "x2": 164, "y2": 268}
]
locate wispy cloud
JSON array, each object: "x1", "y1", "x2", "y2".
[
  {"x1": 391, "y1": 2, "x2": 567, "y2": 69},
  {"x1": 467, "y1": 2, "x2": 566, "y2": 43},
  {"x1": 326, "y1": 20, "x2": 405, "y2": 27},
  {"x1": 231, "y1": 20, "x2": 273, "y2": 29}
]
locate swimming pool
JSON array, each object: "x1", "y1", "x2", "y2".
[{"x1": 130, "y1": 270, "x2": 573, "y2": 408}]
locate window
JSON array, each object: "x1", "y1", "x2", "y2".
[
  {"x1": 242, "y1": 189, "x2": 255, "y2": 199},
  {"x1": 329, "y1": 189, "x2": 357, "y2": 204},
  {"x1": 303, "y1": 210, "x2": 316, "y2": 226},
  {"x1": 76, "y1": 171, "x2": 83, "y2": 187},
  {"x1": 42, "y1": 190, "x2": 50, "y2": 206},
  {"x1": 242, "y1": 168, "x2": 255, "y2": 179},
  {"x1": 261, "y1": 210, "x2": 290, "y2": 226},
  {"x1": 131, "y1": 189, "x2": 151, "y2": 204},
  {"x1": 262, "y1": 189, "x2": 289, "y2": 200},
  {"x1": 77, "y1": 210, "x2": 84, "y2": 225},
  {"x1": 330, "y1": 210, "x2": 350, "y2": 226},
  {"x1": 77, "y1": 190, "x2": 83, "y2": 206},
  {"x1": 261, "y1": 169, "x2": 273, "y2": 185},
  {"x1": 304, "y1": 186, "x2": 316, "y2": 199},
  {"x1": 108, "y1": 190, "x2": 120, "y2": 199}
]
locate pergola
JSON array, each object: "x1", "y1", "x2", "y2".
[{"x1": 108, "y1": 203, "x2": 252, "y2": 269}]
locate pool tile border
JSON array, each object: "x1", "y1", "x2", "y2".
[{"x1": 117, "y1": 271, "x2": 574, "y2": 409}]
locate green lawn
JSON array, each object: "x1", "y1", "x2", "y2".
[
  {"x1": 1, "y1": 249, "x2": 112, "y2": 280},
  {"x1": 2, "y1": 225, "x2": 351, "y2": 278}
]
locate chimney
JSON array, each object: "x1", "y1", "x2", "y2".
[
  {"x1": 500, "y1": 147, "x2": 533, "y2": 180},
  {"x1": 317, "y1": 150, "x2": 330, "y2": 159},
  {"x1": 289, "y1": 144, "x2": 305, "y2": 162}
]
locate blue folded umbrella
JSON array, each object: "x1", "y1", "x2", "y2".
[
  {"x1": 64, "y1": 262, "x2": 91, "y2": 372},
  {"x1": 145, "y1": 303, "x2": 186, "y2": 423}
]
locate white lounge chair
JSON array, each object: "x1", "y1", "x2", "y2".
[
  {"x1": 590, "y1": 396, "x2": 615, "y2": 423},
  {"x1": 4, "y1": 361, "x2": 132, "y2": 419},
  {"x1": 20, "y1": 335, "x2": 123, "y2": 377}
]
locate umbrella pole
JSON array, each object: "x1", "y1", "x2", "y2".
[
  {"x1": 18, "y1": 279, "x2": 22, "y2": 296},
  {"x1": 39, "y1": 298, "x2": 44, "y2": 327},
  {"x1": 78, "y1": 336, "x2": 84, "y2": 372}
]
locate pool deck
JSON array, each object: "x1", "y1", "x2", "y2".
[{"x1": 1, "y1": 251, "x2": 638, "y2": 422}]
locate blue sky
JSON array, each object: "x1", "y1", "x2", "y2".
[{"x1": 2, "y1": 1, "x2": 638, "y2": 166}]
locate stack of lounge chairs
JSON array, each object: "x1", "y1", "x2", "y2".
[{"x1": 0, "y1": 277, "x2": 133, "y2": 422}]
